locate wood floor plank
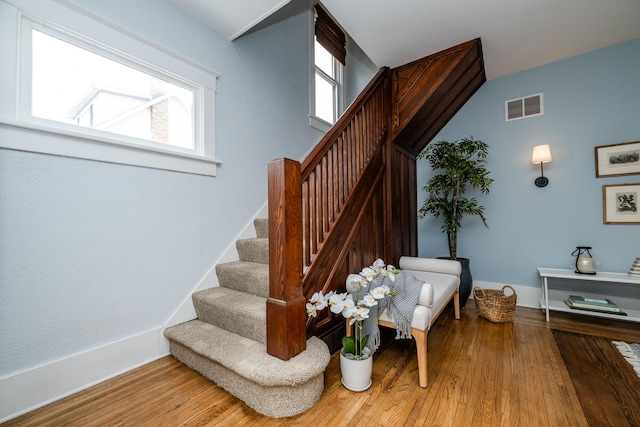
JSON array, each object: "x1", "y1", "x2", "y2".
[
  {"x1": 554, "y1": 330, "x2": 640, "y2": 427},
  {"x1": 4, "y1": 301, "x2": 640, "y2": 427}
]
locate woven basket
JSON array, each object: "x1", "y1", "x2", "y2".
[{"x1": 473, "y1": 285, "x2": 517, "y2": 323}]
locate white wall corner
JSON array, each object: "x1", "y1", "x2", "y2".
[
  {"x1": 0, "y1": 327, "x2": 167, "y2": 423},
  {"x1": 162, "y1": 201, "x2": 269, "y2": 331}
]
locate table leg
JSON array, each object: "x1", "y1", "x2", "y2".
[{"x1": 543, "y1": 277, "x2": 549, "y2": 321}]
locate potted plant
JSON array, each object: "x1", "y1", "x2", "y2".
[
  {"x1": 306, "y1": 259, "x2": 397, "y2": 391},
  {"x1": 417, "y1": 136, "x2": 493, "y2": 307}
]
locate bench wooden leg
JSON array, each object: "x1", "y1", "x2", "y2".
[
  {"x1": 412, "y1": 328, "x2": 428, "y2": 388},
  {"x1": 454, "y1": 290, "x2": 460, "y2": 320},
  {"x1": 412, "y1": 292, "x2": 460, "y2": 388}
]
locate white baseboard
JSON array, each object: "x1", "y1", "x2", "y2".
[
  {"x1": 0, "y1": 327, "x2": 167, "y2": 423},
  {"x1": 0, "y1": 203, "x2": 270, "y2": 423}
]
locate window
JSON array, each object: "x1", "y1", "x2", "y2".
[
  {"x1": 310, "y1": 4, "x2": 345, "y2": 131},
  {"x1": 32, "y1": 29, "x2": 195, "y2": 150},
  {"x1": 0, "y1": 0, "x2": 220, "y2": 176},
  {"x1": 314, "y1": 40, "x2": 340, "y2": 124}
]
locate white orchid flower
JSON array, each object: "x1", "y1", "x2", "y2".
[
  {"x1": 306, "y1": 303, "x2": 318, "y2": 317},
  {"x1": 360, "y1": 267, "x2": 377, "y2": 282},
  {"x1": 372, "y1": 258, "x2": 385, "y2": 272},
  {"x1": 372, "y1": 258, "x2": 385, "y2": 267},
  {"x1": 328, "y1": 292, "x2": 348, "y2": 314},
  {"x1": 337, "y1": 296, "x2": 356, "y2": 318},
  {"x1": 308, "y1": 291, "x2": 328, "y2": 310},
  {"x1": 349, "y1": 306, "x2": 370, "y2": 324},
  {"x1": 346, "y1": 273, "x2": 367, "y2": 293},
  {"x1": 360, "y1": 293, "x2": 378, "y2": 307},
  {"x1": 370, "y1": 286, "x2": 388, "y2": 300}
]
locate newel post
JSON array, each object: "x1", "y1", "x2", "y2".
[{"x1": 266, "y1": 158, "x2": 306, "y2": 360}]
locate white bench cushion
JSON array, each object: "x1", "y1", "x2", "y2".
[{"x1": 378, "y1": 268, "x2": 459, "y2": 331}]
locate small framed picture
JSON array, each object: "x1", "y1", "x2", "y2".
[
  {"x1": 603, "y1": 183, "x2": 640, "y2": 224},
  {"x1": 595, "y1": 141, "x2": 640, "y2": 177}
]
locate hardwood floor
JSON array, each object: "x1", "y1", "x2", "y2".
[{"x1": 4, "y1": 301, "x2": 640, "y2": 427}]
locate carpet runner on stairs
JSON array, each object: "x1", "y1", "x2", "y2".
[{"x1": 163, "y1": 219, "x2": 330, "y2": 418}]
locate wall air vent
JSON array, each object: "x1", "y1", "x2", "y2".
[{"x1": 505, "y1": 93, "x2": 543, "y2": 121}]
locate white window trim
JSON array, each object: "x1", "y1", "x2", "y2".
[
  {"x1": 0, "y1": 0, "x2": 221, "y2": 176},
  {"x1": 308, "y1": 6, "x2": 345, "y2": 133},
  {"x1": 309, "y1": 46, "x2": 344, "y2": 133}
]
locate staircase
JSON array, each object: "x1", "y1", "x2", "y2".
[
  {"x1": 163, "y1": 219, "x2": 331, "y2": 418},
  {"x1": 164, "y1": 38, "x2": 485, "y2": 418}
]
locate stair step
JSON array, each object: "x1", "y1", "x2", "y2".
[
  {"x1": 216, "y1": 261, "x2": 269, "y2": 298},
  {"x1": 193, "y1": 287, "x2": 267, "y2": 343},
  {"x1": 163, "y1": 320, "x2": 331, "y2": 418},
  {"x1": 254, "y1": 218, "x2": 269, "y2": 239},
  {"x1": 236, "y1": 238, "x2": 269, "y2": 264}
]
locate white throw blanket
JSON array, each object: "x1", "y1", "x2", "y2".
[{"x1": 360, "y1": 270, "x2": 424, "y2": 354}]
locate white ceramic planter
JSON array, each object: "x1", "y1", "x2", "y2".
[{"x1": 339, "y1": 348, "x2": 373, "y2": 392}]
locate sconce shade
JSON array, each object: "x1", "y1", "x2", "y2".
[
  {"x1": 532, "y1": 144, "x2": 551, "y2": 187},
  {"x1": 532, "y1": 144, "x2": 552, "y2": 164}
]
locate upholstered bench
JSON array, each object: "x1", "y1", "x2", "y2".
[{"x1": 379, "y1": 256, "x2": 461, "y2": 387}]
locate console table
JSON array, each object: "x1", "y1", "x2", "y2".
[{"x1": 537, "y1": 267, "x2": 640, "y2": 322}]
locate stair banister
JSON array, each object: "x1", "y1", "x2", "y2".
[{"x1": 267, "y1": 68, "x2": 390, "y2": 360}]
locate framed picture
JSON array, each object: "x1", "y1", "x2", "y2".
[
  {"x1": 603, "y1": 183, "x2": 640, "y2": 224},
  {"x1": 595, "y1": 141, "x2": 640, "y2": 177}
]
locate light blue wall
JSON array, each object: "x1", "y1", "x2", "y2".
[
  {"x1": 0, "y1": 0, "x2": 376, "y2": 376},
  {"x1": 346, "y1": 37, "x2": 379, "y2": 104},
  {"x1": 418, "y1": 37, "x2": 640, "y2": 288}
]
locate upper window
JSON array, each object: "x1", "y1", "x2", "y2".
[
  {"x1": 310, "y1": 4, "x2": 345, "y2": 131},
  {"x1": 0, "y1": 0, "x2": 220, "y2": 176},
  {"x1": 314, "y1": 39, "x2": 341, "y2": 124}
]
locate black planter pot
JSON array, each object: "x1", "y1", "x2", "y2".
[{"x1": 438, "y1": 257, "x2": 472, "y2": 308}]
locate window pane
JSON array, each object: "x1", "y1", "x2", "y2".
[
  {"x1": 314, "y1": 39, "x2": 334, "y2": 78},
  {"x1": 32, "y1": 30, "x2": 194, "y2": 149},
  {"x1": 315, "y1": 72, "x2": 335, "y2": 124}
]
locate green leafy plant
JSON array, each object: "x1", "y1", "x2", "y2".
[{"x1": 417, "y1": 136, "x2": 493, "y2": 260}]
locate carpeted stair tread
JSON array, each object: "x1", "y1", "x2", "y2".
[
  {"x1": 236, "y1": 238, "x2": 269, "y2": 264},
  {"x1": 215, "y1": 261, "x2": 269, "y2": 298},
  {"x1": 254, "y1": 218, "x2": 269, "y2": 239},
  {"x1": 165, "y1": 320, "x2": 330, "y2": 386},
  {"x1": 165, "y1": 216, "x2": 331, "y2": 418},
  {"x1": 192, "y1": 287, "x2": 266, "y2": 343}
]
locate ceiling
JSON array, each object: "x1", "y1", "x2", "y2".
[{"x1": 169, "y1": 0, "x2": 640, "y2": 80}]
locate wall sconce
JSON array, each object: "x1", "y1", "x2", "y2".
[{"x1": 532, "y1": 144, "x2": 552, "y2": 187}]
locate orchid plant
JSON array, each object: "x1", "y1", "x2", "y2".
[{"x1": 306, "y1": 259, "x2": 398, "y2": 359}]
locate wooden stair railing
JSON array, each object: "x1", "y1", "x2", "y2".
[
  {"x1": 267, "y1": 68, "x2": 391, "y2": 359},
  {"x1": 266, "y1": 39, "x2": 486, "y2": 360}
]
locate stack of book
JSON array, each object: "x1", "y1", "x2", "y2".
[
  {"x1": 629, "y1": 257, "x2": 640, "y2": 277},
  {"x1": 564, "y1": 295, "x2": 627, "y2": 316}
]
